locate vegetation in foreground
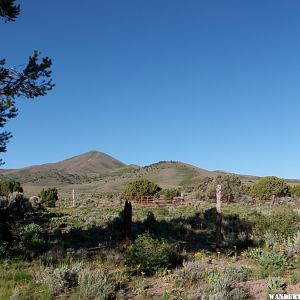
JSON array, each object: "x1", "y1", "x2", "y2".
[{"x1": 1, "y1": 174, "x2": 300, "y2": 299}]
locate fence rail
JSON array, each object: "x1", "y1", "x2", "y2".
[{"x1": 121, "y1": 196, "x2": 185, "y2": 207}]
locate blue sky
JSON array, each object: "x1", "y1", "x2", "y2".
[{"x1": 1, "y1": 1, "x2": 300, "y2": 178}]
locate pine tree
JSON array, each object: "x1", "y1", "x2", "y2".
[
  {"x1": 0, "y1": 0, "x2": 20, "y2": 22},
  {"x1": 0, "y1": 0, "x2": 54, "y2": 164}
]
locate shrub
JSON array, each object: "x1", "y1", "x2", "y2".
[
  {"x1": 194, "y1": 174, "x2": 249, "y2": 202},
  {"x1": 267, "y1": 277, "x2": 287, "y2": 295},
  {"x1": 175, "y1": 260, "x2": 206, "y2": 283},
  {"x1": 38, "y1": 187, "x2": 58, "y2": 207},
  {"x1": 252, "y1": 210, "x2": 299, "y2": 241},
  {"x1": 0, "y1": 179, "x2": 23, "y2": 198},
  {"x1": 78, "y1": 269, "x2": 117, "y2": 300},
  {"x1": 36, "y1": 262, "x2": 82, "y2": 296},
  {"x1": 122, "y1": 179, "x2": 161, "y2": 199},
  {"x1": 189, "y1": 267, "x2": 249, "y2": 300},
  {"x1": 160, "y1": 188, "x2": 181, "y2": 200},
  {"x1": 258, "y1": 251, "x2": 289, "y2": 271},
  {"x1": 291, "y1": 186, "x2": 300, "y2": 199},
  {"x1": 0, "y1": 241, "x2": 8, "y2": 257},
  {"x1": 250, "y1": 176, "x2": 291, "y2": 201},
  {"x1": 244, "y1": 248, "x2": 290, "y2": 271},
  {"x1": 130, "y1": 277, "x2": 148, "y2": 298},
  {"x1": 285, "y1": 231, "x2": 300, "y2": 259},
  {"x1": 20, "y1": 223, "x2": 46, "y2": 258},
  {"x1": 10, "y1": 288, "x2": 20, "y2": 300},
  {"x1": 204, "y1": 266, "x2": 251, "y2": 283},
  {"x1": 222, "y1": 266, "x2": 252, "y2": 282},
  {"x1": 263, "y1": 231, "x2": 279, "y2": 248},
  {"x1": 223, "y1": 214, "x2": 253, "y2": 249},
  {"x1": 289, "y1": 273, "x2": 299, "y2": 285},
  {"x1": 124, "y1": 233, "x2": 180, "y2": 275}
]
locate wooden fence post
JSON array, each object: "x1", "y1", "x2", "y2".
[
  {"x1": 216, "y1": 184, "x2": 222, "y2": 248},
  {"x1": 123, "y1": 200, "x2": 132, "y2": 245},
  {"x1": 72, "y1": 189, "x2": 75, "y2": 208}
]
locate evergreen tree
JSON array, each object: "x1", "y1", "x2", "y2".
[
  {"x1": 38, "y1": 187, "x2": 58, "y2": 207},
  {"x1": 0, "y1": 0, "x2": 19, "y2": 22},
  {"x1": 0, "y1": 179, "x2": 22, "y2": 198},
  {"x1": 0, "y1": 0, "x2": 54, "y2": 163},
  {"x1": 122, "y1": 179, "x2": 161, "y2": 199},
  {"x1": 250, "y1": 176, "x2": 291, "y2": 201}
]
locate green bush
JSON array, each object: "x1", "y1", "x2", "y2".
[
  {"x1": 175, "y1": 260, "x2": 206, "y2": 283},
  {"x1": 0, "y1": 179, "x2": 23, "y2": 198},
  {"x1": 38, "y1": 187, "x2": 58, "y2": 207},
  {"x1": 79, "y1": 269, "x2": 117, "y2": 300},
  {"x1": 252, "y1": 210, "x2": 299, "y2": 241},
  {"x1": 36, "y1": 262, "x2": 82, "y2": 296},
  {"x1": 244, "y1": 248, "x2": 290, "y2": 272},
  {"x1": 285, "y1": 231, "x2": 300, "y2": 259},
  {"x1": 291, "y1": 185, "x2": 300, "y2": 198},
  {"x1": 124, "y1": 233, "x2": 180, "y2": 275},
  {"x1": 20, "y1": 223, "x2": 46, "y2": 258},
  {"x1": 267, "y1": 277, "x2": 287, "y2": 295},
  {"x1": 0, "y1": 241, "x2": 8, "y2": 257},
  {"x1": 122, "y1": 179, "x2": 161, "y2": 200},
  {"x1": 190, "y1": 267, "x2": 249, "y2": 300},
  {"x1": 259, "y1": 251, "x2": 290, "y2": 271},
  {"x1": 250, "y1": 176, "x2": 291, "y2": 201},
  {"x1": 195, "y1": 174, "x2": 247, "y2": 202},
  {"x1": 159, "y1": 188, "x2": 181, "y2": 200}
]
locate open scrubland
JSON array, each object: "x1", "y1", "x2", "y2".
[
  {"x1": 1, "y1": 152, "x2": 300, "y2": 299},
  {"x1": 2, "y1": 198, "x2": 300, "y2": 299}
]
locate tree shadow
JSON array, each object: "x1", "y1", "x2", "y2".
[
  {"x1": 20, "y1": 206, "x2": 253, "y2": 255},
  {"x1": 102, "y1": 207, "x2": 253, "y2": 253}
]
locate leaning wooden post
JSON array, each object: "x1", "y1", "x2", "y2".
[
  {"x1": 123, "y1": 200, "x2": 132, "y2": 245},
  {"x1": 216, "y1": 184, "x2": 222, "y2": 248},
  {"x1": 270, "y1": 194, "x2": 276, "y2": 206}
]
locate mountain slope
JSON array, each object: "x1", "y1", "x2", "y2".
[
  {"x1": 0, "y1": 151, "x2": 126, "y2": 185},
  {"x1": 1, "y1": 151, "x2": 299, "y2": 198}
]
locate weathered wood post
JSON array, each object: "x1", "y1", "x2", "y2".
[
  {"x1": 72, "y1": 189, "x2": 75, "y2": 208},
  {"x1": 216, "y1": 184, "x2": 222, "y2": 248},
  {"x1": 270, "y1": 194, "x2": 276, "y2": 206},
  {"x1": 123, "y1": 200, "x2": 132, "y2": 245}
]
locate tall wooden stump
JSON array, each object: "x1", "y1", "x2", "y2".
[
  {"x1": 123, "y1": 200, "x2": 132, "y2": 245},
  {"x1": 216, "y1": 184, "x2": 222, "y2": 248}
]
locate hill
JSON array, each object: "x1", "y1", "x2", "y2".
[
  {"x1": 0, "y1": 151, "x2": 125, "y2": 185},
  {"x1": 0, "y1": 151, "x2": 299, "y2": 198}
]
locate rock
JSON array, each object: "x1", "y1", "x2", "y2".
[
  {"x1": 29, "y1": 196, "x2": 42, "y2": 211},
  {"x1": 84, "y1": 198, "x2": 96, "y2": 207}
]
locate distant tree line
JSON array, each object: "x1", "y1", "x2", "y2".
[
  {"x1": 122, "y1": 174, "x2": 298, "y2": 203},
  {"x1": 193, "y1": 174, "x2": 296, "y2": 203}
]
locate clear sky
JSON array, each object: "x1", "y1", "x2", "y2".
[{"x1": 1, "y1": 1, "x2": 300, "y2": 178}]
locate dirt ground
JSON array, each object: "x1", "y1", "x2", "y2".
[{"x1": 125, "y1": 272, "x2": 300, "y2": 299}]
